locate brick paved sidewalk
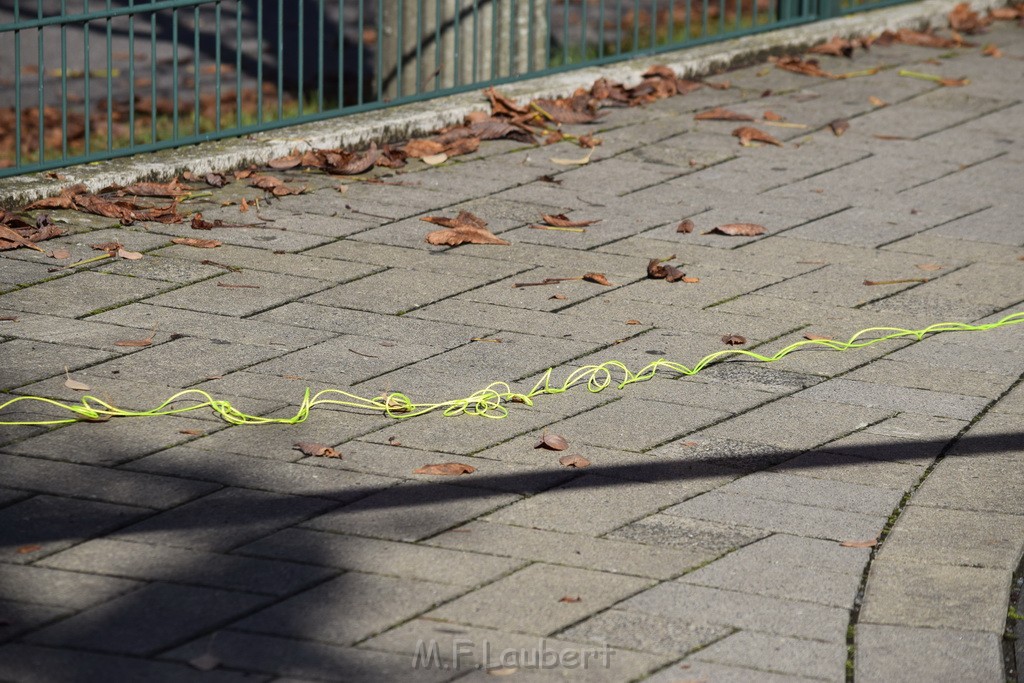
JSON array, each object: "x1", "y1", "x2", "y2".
[{"x1": 0, "y1": 15, "x2": 1022, "y2": 683}]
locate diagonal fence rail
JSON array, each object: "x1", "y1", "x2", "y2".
[{"x1": 0, "y1": 0, "x2": 894, "y2": 178}]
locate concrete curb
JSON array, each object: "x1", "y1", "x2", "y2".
[{"x1": 0, "y1": 0, "x2": 1005, "y2": 208}]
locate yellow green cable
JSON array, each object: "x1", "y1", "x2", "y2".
[{"x1": 2, "y1": 312, "x2": 1021, "y2": 426}]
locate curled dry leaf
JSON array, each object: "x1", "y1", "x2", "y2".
[
  {"x1": 664, "y1": 264, "x2": 686, "y2": 282},
  {"x1": 16, "y1": 544, "x2": 43, "y2": 555},
  {"x1": 550, "y1": 149, "x2": 594, "y2": 165},
  {"x1": 626, "y1": 320, "x2": 641, "y2": 325},
  {"x1": 839, "y1": 538, "x2": 878, "y2": 548},
  {"x1": 413, "y1": 462, "x2": 477, "y2": 475},
  {"x1": 773, "y1": 55, "x2": 839, "y2": 79},
  {"x1": 949, "y1": 2, "x2": 989, "y2": 33},
  {"x1": 423, "y1": 211, "x2": 510, "y2": 247},
  {"x1": 535, "y1": 433, "x2": 570, "y2": 451},
  {"x1": 91, "y1": 241, "x2": 123, "y2": 254},
  {"x1": 421, "y1": 153, "x2": 448, "y2": 166},
  {"x1": 721, "y1": 334, "x2": 747, "y2": 346},
  {"x1": 763, "y1": 110, "x2": 784, "y2": 122},
  {"x1": 172, "y1": 237, "x2": 222, "y2": 249},
  {"x1": 550, "y1": 293, "x2": 567, "y2": 300},
  {"x1": 681, "y1": 276, "x2": 700, "y2": 283},
  {"x1": 916, "y1": 263, "x2": 944, "y2": 271},
  {"x1": 829, "y1": 119, "x2": 850, "y2": 136},
  {"x1": 268, "y1": 154, "x2": 303, "y2": 170},
  {"x1": 583, "y1": 272, "x2": 612, "y2": 286},
  {"x1": 676, "y1": 219, "x2": 694, "y2": 234},
  {"x1": 64, "y1": 367, "x2": 90, "y2": 391},
  {"x1": 868, "y1": 96, "x2": 887, "y2": 107},
  {"x1": 204, "y1": 172, "x2": 229, "y2": 187},
  {"x1": 50, "y1": 248, "x2": 71, "y2": 259},
  {"x1": 293, "y1": 442, "x2": 342, "y2": 458},
  {"x1": 733, "y1": 126, "x2": 783, "y2": 147},
  {"x1": 558, "y1": 596, "x2": 582, "y2": 603},
  {"x1": 694, "y1": 107, "x2": 754, "y2": 121},
  {"x1": 115, "y1": 330, "x2": 156, "y2": 347},
  {"x1": 705, "y1": 223, "x2": 767, "y2": 237},
  {"x1": 803, "y1": 333, "x2": 833, "y2": 341},
  {"x1": 558, "y1": 454, "x2": 592, "y2": 468},
  {"x1": 982, "y1": 44, "x2": 1003, "y2": 57},
  {"x1": 541, "y1": 213, "x2": 600, "y2": 228}
]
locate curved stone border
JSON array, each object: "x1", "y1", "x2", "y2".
[
  {"x1": 855, "y1": 385, "x2": 1024, "y2": 681},
  {"x1": 0, "y1": 0, "x2": 1005, "y2": 208}
]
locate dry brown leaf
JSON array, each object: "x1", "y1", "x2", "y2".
[
  {"x1": 485, "y1": 667, "x2": 519, "y2": 677},
  {"x1": 840, "y1": 538, "x2": 878, "y2": 548},
  {"x1": 808, "y1": 36, "x2": 863, "y2": 57},
  {"x1": 583, "y1": 272, "x2": 612, "y2": 286},
  {"x1": 803, "y1": 333, "x2": 833, "y2": 341},
  {"x1": 117, "y1": 248, "x2": 144, "y2": 260},
  {"x1": 773, "y1": 55, "x2": 838, "y2": 78},
  {"x1": 50, "y1": 248, "x2": 71, "y2": 259},
  {"x1": 721, "y1": 334, "x2": 747, "y2": 346},
  {"x1": 681, "y1": 276, "x2": 700, "y2": 283},
  {"x1": 694, "y1": 107, "x2": 754, "y2": 121},
  {"x1": 0, "y1": 224, "x2": 47, "y2": 252},
  {"x1": 413, "y1": 462, "x2": 477, "y2": 475},
  {"x1": 647, "y1": 255, "x2": 677, "y2": 279},
  {"x1": 559, "y1": 596, "x2": 582, "y2": 603},
  {"x1": 763, "y1": 110, "x2": 784, "y2": 122},
  {"x1": 541, "y1": 213, "x2": 600, "y2": 228},
  {"x1": 425, "y1": 226, "x2": 509, "y2": 246},
  {"x1": 664, "y1": 265, "x2": 686, "y2": 282},
  {"x1": 949, "y1": 2, "x2": 989, "y2": 33},
  {"x1": 550, "y1": 293, "x2": 567, "y2": 300},
  {"x1": 626, "y1": 320, "x2": 641, "y2": 325},
  {"x1": 916, "y1": 263, "x2": 944, "y2": 271},
  {"x1": 676, "y1": 219, "x2": 695, "y2": 234},
  {"x1": 239, "y1": 198, "x2": 249, "y2": 212},
  {"x1": 706, "y1": 80, "x2": 731, "y2": 90},
  {"x1": 863, "y1": 278, "x2": 929, "y2": 286},
  {"x1": 829, "y1": 119, "x2": 850, "y2": 136},
  {"x1": 880, "y1": 28, "x2": 970, "y2": 49},
  {"x1": 179, "y1": 429, "x2": 204, "y2": 436},
  {"x1": 64, "y1": 367, "x2": 90, "y2": 391},
  {"x1": 114, "y1": 330, "x2": 156, "y2": 347},
  {"x1": 733, "y1": 126, "x2": 783, "y2": 147},
  {"x1": 120, "y1": 179, "x2": 193, "y2": 197},
  {"x1": 293, "y1": 441, "x2": 342, "y2": 458},
  {"x1": 989, "y1": 6, "x2": 1023, "y2": 20},
  {"x1": 216, "y1": 282, "x2": 260, "y2": 289},
  {"x1": 268, "y1": 154, "x2": 303, "y2": 170},
  {"x1": 16, "y1": 544, "x2": 43, "y2": 555},
  {"x1": 558, "y1": 454, "x2": 592, "y2": 468},
  {"x1": 204, "y1": 172, "x2": 229, "y2": 187},
  {"x1": 705, "y1": 223, "x2": 767, "y2": 237},
  {"x1": 172, "y1": 237, "x2": 222, "y2": 249},
  {"x1": 868, "y1": 96, "x2": 888, "y2": 107},
  {"x1": 535, "y1": 433, "x2": 570, "y2": 451},
  {"x1": 982, "y1": 44, "x2": 1003, "y2": 57},
  {"x1": 421, "y1": 153, "x2": 448, "y2": 166},
  {"x1": 550, "y1": 149, "x2": 594, "y2": 166}
]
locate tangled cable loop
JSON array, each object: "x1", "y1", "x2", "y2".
[{"x1": 2, "y1": 312, "x2": 1021, "y2": 426}]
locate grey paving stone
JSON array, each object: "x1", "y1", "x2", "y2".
[
  {"x1": 237, "y1": 527, "x2": 523, "y2": 586},
  {"x1": 844, "y1": 357, "x2": 1012, "y2": 400},
  {"x1": 663, "y1": 491, "x2": 883, "y2": 541},
  {"x1": 864, "y1": 411, "x2": 967, "y2": 443},
  {"x1": 649, "y1": 436, "x2": 795, "y2": 473},
  {"x1": 0, "y1": 600, "x2": 69, "y2": 643},
  {"x1": 714, "y1": 471, "x2": 902, "y2": 517},
  {"x1": 687, "y1": 396, "x2": 890, "y2": 451},
  {"x1": 142, "y1": 270, "x2": 330, "y2": 318},
  {"x1": 154, "y1": 242, "x2": 383, "y2": 281},
  {"x1": 302, "y1": 267, "x2": 485, "y2": 315},
  {"x1": 0, "y1": 643, "x2": 266, "y2": 683},
  {"x1": 254, "y1": 301, "x2": 492, "y2": 348},
  {"x1": 39, "y1": 538, "x2": 335, "y2": 596},
  {"x1": 164, "y1": 629, "x2": 453, "y2": 682},
  {"x1": 992, "y1": 380, "x2": 1024, "y2": 415},
  {"x1": 304, "y1": 238, "x2": 525, "y2": 279},
  {"x1": 859, "y1": 560, "x2": 1010, "y2": 633},
  {"x1": 426, "y1": 520, "x2": 711, "y2": 579},
  {"x1": 876, "y1": 505, "x2": 1024, "y2": 571},
  {"x1": 909, "y1": 451, "x2": 1024, "y2": 516},
  {"x1": 0, "y1": 338, "x2": 114, "y2": 390},
  {"x1": 691, "y1": 631, "x2": 846, "y2": 682},
  {"x1": 359, "y1": 619, "x2": 664, "y2": 681},
  {"x1": 678, "y1": 543, "x2": 863, "y2": 608},
  {"x1": 0, "y1": 271, "x2": 170, "y2": 317},
  {"x1": 604, "y1": 514, "x2": 769, "y2": 555},
  {"x1": 302, "y1": 481, "x2": 519, "y2": 542},
  {"x1": 0, "y1": 452, "x2": 218, "y2": 508},
  {"x1": 0, "y1": 494, "x2": 149, "y2": 564},
  {"x1": 0, "y1": 564, "x2": 141, "y2": 610},
  {"x1": 92, "y1": 303, "x2": 334, "y2": 350},
  {"x1": 123, "y1": 445, "x2": 400, "y2": 501},
  {"x1": 3, "y1": 414, "x2": 212, "y2": 466},
  {"x1": 882, "y1": 232, "x2": 1024, "y2": 265},
  {"x1": 78, "y1": 336, "x2": 288, "y2": 386},
  {"x1": 485, "y1": 474, "x2": 693, "y2": 536},
  {"x1": 0, "y1": 309, "x2": 176, "y2": 353},
  {"x1": 687, "y1": 364, "x2": 823, "y2": 394},
  {"x1": 770, "y1": 450, "x2": 926, "y2": 492},
  {"x1": 98, "y1": 253, "x2": 230, "y2": 283},
  {"x1": 234, "y1": 571, "x2": 465, "y2": 646},
  {"x1": 426, "y1": 563, "x2": 652, "y2": 635},
  {"x1": 111, "y1": 487, "x2": 336, "y2": 551},
  {"x1": 797, "y1": 377, "x2": 989, "y2": 421},
  {"x1": 645, "y1": 660, "x2": 824, "y2": 683},
  {"x1": 622, "y1": 583, "x2": 849, "y2": 642},
  {"x1": 855, "y1": 624, "x2": 1004, "y2": 683},
  {"x1": 722, "y1": 533, "x2": 871, "y2": 576},
  {"x1": 26, "y1": 582, "x2": 268, "y2": 655},
  {"x1": 558, "y1": 608, "x2": 729, "y2": 656},
  {"x1": 144, "y1": 216, "x2": 334, "y2": 252}
]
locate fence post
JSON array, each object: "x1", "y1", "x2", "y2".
[{"x1": 815, "y1": 0, "x2": 842, "y2": 20}]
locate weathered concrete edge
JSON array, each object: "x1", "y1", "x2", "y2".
[{"x1": 0, "y1": 0, "x2": 1004, "y2": 208}]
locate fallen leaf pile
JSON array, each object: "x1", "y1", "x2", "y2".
[
  {"x1": 0, "y1": 212, "x2": 63, "y2": 251},
  {"x1": 808, "y1": 35, "x2": 873, "y2": 57},
  {"x1": 26, "y1": 183, "x2": 184, "y2": 225},
  {"x1": 647, "y1": 255, "x2": 689, "y2": 282},
  {"x1": 948, "y1": 2, "x2": 990, "y2": 33},
  {"x1": 422, "y1": 211, "x2": 510, "y2": 246},
  {"x1": 876, "y1": 28, "x2": 973, "y2": 49}
]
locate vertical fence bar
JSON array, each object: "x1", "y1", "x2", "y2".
[
  {"x1": 105, "y1": 0, "x2": 112, "y2": 151},
  {"x1": 650, "y1": 0, "x2": 657, "y2": 48},
  {"x1": 128, "y1": 0, "x2": 135, "y2": 148},
  {"x1": 215, "y1": 0, "x2": 221, "y2": 131},
  {"x1": 172, "y1": 4, "x2": 179, "y2": 140},
  {"x1": 83, "y1": 0, "x2": 91, "y2": 155},
  {"x1": 193, "y1": 4, "x2": 200, "y2": 135},
  {"x1": 49, "y1": 1, "x2": 57, "y2": 163},
  {"x1": 582, "y1": 0, "x2": 589, "y2": 59},
  {"x1": 416, "y1": 0, "x2": 424, "y2": 91},
  {"x1": 397, "y1": 0, "x2": 405, "y2": 96},
  {"x1": 632, "y1": 0, "x2": 640, "y2": 52},
  {"x1": 236, "y1": 0, "x2": 243, "y2": 127},
  {"x1": 59, "y1": 0, "x2": 67, "y2": 160},
  {"x1": 667, "y1": 0, "x2": 675, "y2": 46},
  {"x1": 561, "y1": 0, "x2": 568, "y2": 64},
  {"x1": 471, "y1": 0, "x2": 478, "y2": 82},
  {"x1": 276, "y1": 0, "x2": 283, "y2": 119},
  {"x1": 339, "y1": 0, "x2": 345, "y2": 106},
  {"x1": 357, "y1": 0, "x2": 365, "y2": 102},
  {"x1": 454, "y1": 0, "x2": 462, "y2": 85},
  {"x1": 490, "y1": 0, "x2": 498, "y2": 78},
  {"x1": 149, "y1": 6, "x2": 156, "y2": 142},
  {"x1": 14, "y1": 0, "x2": 21, "y2": 167},
  {"x1": 317, "y1": 0, "x2": 324, "y2": 111},
  {"x1": 433, "y1": 0, "x2": 441, "y2": 89},
  {"x1": 598, "y1": 0, "x2": 605, "y2": 57},
  {"x1": 376, "y1": 0, "x2": 384, "y2": 97},
  {"x1": 298, "y1": 0, "x2": 305, "y2": 114}
]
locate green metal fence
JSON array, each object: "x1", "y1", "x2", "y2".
[{"x1": 1, "y1": 0, "x2": 859, "y2": 178}]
